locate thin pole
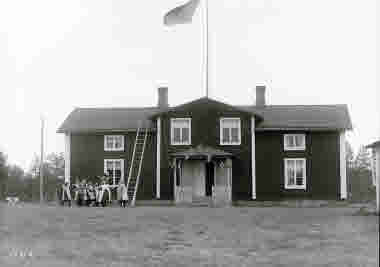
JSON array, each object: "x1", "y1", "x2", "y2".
[
  {"x1": 204, "y1": 0, "x2": 209, "y2": 98},
  {"x1": 40, "y1": 116, "x2": 44, "y2": 204}
]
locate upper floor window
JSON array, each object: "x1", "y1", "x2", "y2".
[
  {"x1": 104, "y1": 135, "x2": 124, "y2": 151},
  {"x1": 284, "y1": 134, "x2": 306, "y2": 151},
  {"x1": 284, "y1": 158, "x2": 306, "y2": 190},
  {"x1": 220, "y1": 118, "x2": 241, "y2": 145},
  {"x1": 171, "y1": 118, "x2": 191, "y2": 145}
]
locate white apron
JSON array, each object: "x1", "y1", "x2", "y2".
[{"x1": 61, "y1": 185, "x2": 71, "y2": 201}]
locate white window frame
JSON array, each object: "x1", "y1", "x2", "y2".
[
  {"x1": 284, "y1": 158, "x2": 307, "y2": 190},
  {"x1": 104, "y1": 159, "x2": 124, "y2": 186},
  {"x1": 104, "y1": 135, "x2": 124, "y2": 151},
  {"x1": 284, "y1": 134, "x2": 306, "y2": 151},
  {"x1": 170, "y1": 118, "x2": 191, "y2": 145},
  {"x1": 220, "y1": 118, "x2": 241, "y2": 145}
]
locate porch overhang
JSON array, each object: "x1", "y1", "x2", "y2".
[{"x1": 170, "y1": 144, "x2": 233, "y2": 162}]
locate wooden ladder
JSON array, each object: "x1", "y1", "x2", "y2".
[{"x1": 126, "y1": 127, "x2": 148, "y2": 206}]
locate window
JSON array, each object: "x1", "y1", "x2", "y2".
[
  {"x1": 284, "y1": 158, "x2": 306, "y2": 190},
  {"x1": 104, "y1": 159, "x2": 124, "y2": 185},
  {"x1": 284, "y1": 134, "x2": 306, "y2": 151},
  {"x1": 104, "y1": 135, "x2": 124, "y2": 151},
  {"x1": 220, "y1": 118, "x2": 241, "y2": 145},
  {"x1": 171, "y1": 118, "x2": 191, "y2": 145}
]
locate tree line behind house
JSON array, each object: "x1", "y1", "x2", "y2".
[
  {"x1": 0, "y1": 152, "x2": 64, "y2": 202},
  {"x1": 0, "y1": 142, "x2": 376, "y2": 203}
]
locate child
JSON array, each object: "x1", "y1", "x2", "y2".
[
  {"x1": 94, "y1": 182, "x2": 100, "y2": 206},
  {"x1": 73, "y1": 178, "x2": 80, "y2": 203},
  {"x1": 118, "y1": 182, "x2": 128, "y2": 208},
  {"x1": 56, "y1": 182, "x2": 63, "y2": 206},
  {"x1": 61, "y1": 182, "x2": 72, "y2": 207},
  {"x1": 81, "y1": 179, "x2": 88, "y2": 206},
  {"x1": 97, "y1": 178, "x2": 111, "y2": 207},
  {"x1": 87, "y1": 182, "x2": 96, "y2": 206}
]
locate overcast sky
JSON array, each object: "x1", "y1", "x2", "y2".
[{"x1": 0, "y1": 0, "x2": 378, "y2": 170}]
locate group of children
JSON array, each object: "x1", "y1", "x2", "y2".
[{"x1": 58, "y1": 175, "x2": 129, "y2": 208}]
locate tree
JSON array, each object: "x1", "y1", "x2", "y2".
[
  {"x1": 345, "y1": 141, "x2": 355, "y2": 170},
  {"x1": 354, "y1": 146, "x2": 371, "y2": 171},
  {"x1": 0, "y1": 151, "x2": 9, "y2": 199},
  {"x1": 6, "y1": 165, "x2": 25, "y2": 198},
  {"x1": 46, "y1": 152, "x2": 65, "y2": 178},
  {"x1": 348, "y1": 145, "x2": 375, "y2": 202},
  {"x1": 26, "y1": 152, "x2": 65, "y2": 201}
]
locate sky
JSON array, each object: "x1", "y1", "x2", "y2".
[{"x1": 0, "y1": 0, "x2": 378, "y2": 170}]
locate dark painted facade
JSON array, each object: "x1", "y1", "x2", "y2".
[
  {"x1": 155, "y1": 98, "x2": 257, "y2": 200},
  {"x1": 67, "y1": 98, "x2": 344, "y2": 201},
  {"x1": 70, "y1": 131, "x2": 157, "y2": 200},
  {"x1": 255, "y1": 131, "x2": 340, "y2": 200}
]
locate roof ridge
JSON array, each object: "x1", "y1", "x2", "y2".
[
  {"x1": 75, "y1": 106, "x2": 159, "y2": 110},
  {"x1": 236, "y1": 104, "x2": 348, "y2": 108}
]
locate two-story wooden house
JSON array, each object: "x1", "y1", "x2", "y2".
[{"x1": 57, "y1": 86, "x2": 352, "y2": 205}]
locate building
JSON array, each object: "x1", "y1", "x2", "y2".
[
  {"x1": 366, "y1": 140, "x2": 380, "y2": 213},
  {"x1": 57, "y1": 86, "x2": 352, "y2": 205}
]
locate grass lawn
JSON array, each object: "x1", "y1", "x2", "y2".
[{"x1": 0, "y1": 203, "x2": 378, "y2": 267}]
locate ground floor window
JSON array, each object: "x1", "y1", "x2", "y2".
[
  {"x1": 284, "y1": 158, "x2": 306, "y2": 190},
  {"x1": 104, "y1": 159, "x2": 124, "y2": 185}
]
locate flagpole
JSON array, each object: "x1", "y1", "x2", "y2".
[{"x1": 204, "y1": 0, "x2": 209, "y2": 98}]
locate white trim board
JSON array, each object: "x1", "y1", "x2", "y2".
[
  {"x1": 251, "y1": 117, "x2": 256, "y2": 199},
  {"x1": 64, "y1": 133, "x2": 71, "y2": 184},
  {"x1": 340, "y1": 131, "x2": 347, "y2": 199},
  {"x1": 156, "y1": 117, "x2": 161, "y2": 198}
]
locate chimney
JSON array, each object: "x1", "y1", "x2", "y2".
[
  {"x1": 255, "y1": 85, "x2": 266, "y2": 107},
  {"x1": 157, "y1": 87, "x2": 168, "y2": 108}
]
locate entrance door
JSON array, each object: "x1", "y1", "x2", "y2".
[{"x1": 205, "y1": 162, "x2": 214, "y2": 196}]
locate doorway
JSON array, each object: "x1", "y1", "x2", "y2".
[{"x1": 205, "y1": 162, "x2": 214, "y2": 196}]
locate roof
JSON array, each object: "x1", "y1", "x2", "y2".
[
  {"x1": 57, "y1": 107, "x2": 161, "y2": 133},
  {"x1": 366, "y1": 141, "x2": 380, "y2": 149},
  {"x1": 58, "y1": 101, "x2": 352, "y2": 133},
  {"x1": 238, "y1": 104, "x2": 352, "y2": 131},
  {"x1": 149, "y1": 97, "x2": 263, "y2": 122},
  {"x1": 171, "y1": 144, "x2": 233, "y2": 160}
]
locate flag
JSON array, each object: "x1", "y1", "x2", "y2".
[{"x1": 164, "y1": 0, "x2": 200, "y2": 26}]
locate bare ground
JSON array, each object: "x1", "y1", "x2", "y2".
[{"x1": 0, "y1": 203, "x2": 378, "y2": 267}]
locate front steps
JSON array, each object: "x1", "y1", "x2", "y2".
[{"x1": 191, "y1": 196, "x2": 213, "y2": 207}]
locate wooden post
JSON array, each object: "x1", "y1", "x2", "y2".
[{"x1": 40, "y1": 117, "x2": 44, "y2": 204}]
